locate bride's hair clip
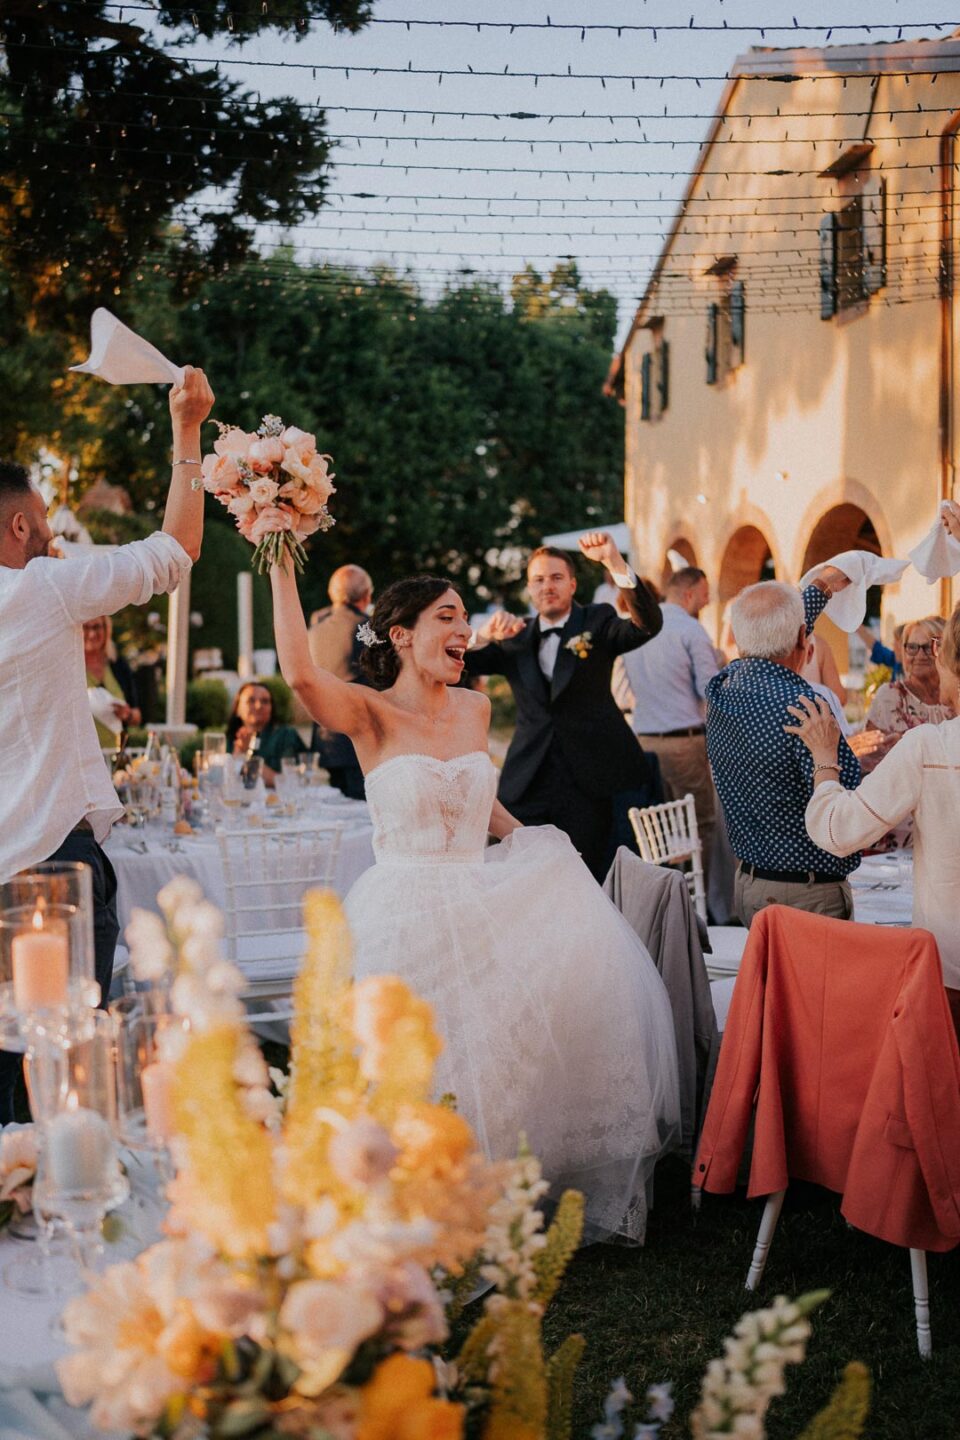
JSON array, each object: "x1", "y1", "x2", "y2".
[{"x1": 356, "y1": 621, "x2": 384, "y2": 648}]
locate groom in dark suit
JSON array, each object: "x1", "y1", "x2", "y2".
[{"x1": 465, "y1": 531, "x2": 662, "y2": 879}]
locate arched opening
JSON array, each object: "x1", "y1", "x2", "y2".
[
  {"x1": 801, "y1": 502, "x2": 881, "y2": 575},
  {"x1": 718, "y1": 525, "x2": 775, "y2": 604},
  {"x1": 660, "y1": 536, "x2": 699, "y2": 592},
  {"x1": 802, "y1": 503, "x2": 883, "y2": 676}
]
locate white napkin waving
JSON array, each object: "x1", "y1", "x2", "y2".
[
  {"x1": 908, "y1": 501, "x2": 960, "y2": 584},
  {"x1": 70, "y1": 308, "x2": 185, "y2": 387},
  {"x1": 87, "y1": 686, "x2": 123, "y2": 736},
  {"x1": 799, "y1": 550, "x2": 909, "y2": 632}
]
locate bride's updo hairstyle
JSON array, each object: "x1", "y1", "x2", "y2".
[{"x1": 360, "y1": 576, "x2": 463, "y2": 689}]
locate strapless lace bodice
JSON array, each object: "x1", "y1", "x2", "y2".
[{"x1": 363, "y1": 751, "x2": 497, "y2": 863}]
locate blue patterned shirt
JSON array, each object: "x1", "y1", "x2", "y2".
[{"x1": 706, "y1": 586, "x2": 862, "y2": 877}]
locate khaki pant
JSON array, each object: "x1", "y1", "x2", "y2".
[
  {"x1": 734, "y1": 863, "x2": 854, "y2": 929},
  {"x1": 635, "y1": 732, "x2": 716, "y2": 882}
]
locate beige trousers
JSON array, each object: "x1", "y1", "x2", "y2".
[
  {"x1": 733, "y1": 864, "x2": 854, "y2": 928},
  {"x1": 635, "y1": 732, "x2": 716, "y2": 881}
]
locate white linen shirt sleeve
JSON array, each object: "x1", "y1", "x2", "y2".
[
  {"x1": 804, "y1": 727, "x2": 925, "y2": 857},
  {"x1": 36, "y1": 533, "x2": 192, "y2": 626}
]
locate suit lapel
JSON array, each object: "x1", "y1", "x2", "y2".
[
  {"x1": 550, "y1": 604, "x2": 584, "y2": 703},
  {"x1": 516, "y1": 618, "x2": 550, "y2": 703}
]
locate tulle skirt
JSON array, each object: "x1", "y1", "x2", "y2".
[{"x1": 344, "y1": 825, "x2": 680, "y2": 1243}]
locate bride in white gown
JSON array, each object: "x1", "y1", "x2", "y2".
[{"x1": 271, "y1": 549, "x2": 680, "y2": 1242}]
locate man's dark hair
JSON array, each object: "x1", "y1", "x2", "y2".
[
  {"x1": 0, "y1": 462, "x2": 31, "y2": 512},
  {"x1": 527, "y1": 545, "x2": 576, "y2": 579},
  {"x1": 666, "y1": 565, "x2": 707, "y2": 592}
]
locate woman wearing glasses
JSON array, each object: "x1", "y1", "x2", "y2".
[{"x1": 862, "y1": 616, "x2": 951, "y2": 757}]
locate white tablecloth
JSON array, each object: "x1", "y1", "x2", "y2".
[{"x1": 103, "y1": 796, "x2": 375, "y2": 935}]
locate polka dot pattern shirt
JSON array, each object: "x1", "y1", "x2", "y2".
[{"x1": 706, "y1": 586, "x2": 862, "y2": 877}]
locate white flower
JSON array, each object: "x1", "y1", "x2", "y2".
[
  {"x1": 690, "y1": 1294, "x2": 820, "y2": 1440},
  {"x1": 480, "y1": 1142, "x2": 549, "y2": 1310},
  {"x1": 0, "y1": 1126, "x2": 38, "y2": 1212},
  {"x1": 125, "y1": 908, "x2": 173, "y2": 982},
  {"x1": 646, "y1": 1382, "x2": 674, "y2": 1424},
  {"x1": 157, "y1": 875, "x2": 203, "y2": 918}
]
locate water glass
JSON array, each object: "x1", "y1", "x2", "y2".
[
  {"x1": 111, "y1": 994, "x2": 185, "y2": 1154},
  {"x1": 203, "y1": 732, "x2": 227, "y2": 758}
]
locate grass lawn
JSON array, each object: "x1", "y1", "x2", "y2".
[{"x1": 531, "y1": 1156, "x2": 960, "y2": 1439}]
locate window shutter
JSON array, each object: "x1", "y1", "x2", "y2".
[
  {"x1": 640, "y1": 351, "x2": 652, "y2": 420},
  {"x1": 863, "y1": 178, "x2": 886, "y2": 295},
  {"x1": 705, "y1": 303, "x2": 719, "y2": 384},
  {"x1": 730, "y1": 281, "x2": 746, "y2": 360},
  {"x1": 819, "y1": 213, "x2": 838, "y2": 319},
  {"x1": 657, "y1": 339, "x2": 669, "y2": 412}
]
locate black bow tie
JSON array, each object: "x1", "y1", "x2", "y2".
[{"x1": 539, "y1": 627, "x2": 564, "y2": 641}]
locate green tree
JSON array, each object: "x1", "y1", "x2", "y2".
[{"x1": 0, "y1": 0, "x2": 370, "y2": 337}]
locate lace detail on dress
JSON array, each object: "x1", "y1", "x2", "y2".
[{"x1": 364, "y1": 752, "x2": 495, "y2": 863}]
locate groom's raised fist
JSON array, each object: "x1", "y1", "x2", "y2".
[{"x1": 578, "y1": 531, "x2": 622, "y2": 570}]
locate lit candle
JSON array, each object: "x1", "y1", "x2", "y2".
[
  {"x1": 141, "y1": 1060, "x2": 175, "y2": 1142},
  {"x1": 46, "y1": 1098, "x2": 114, "y2": 1192},
  {"x1": 11, "y1": 910, "x2": 68, "y2": 1010}
]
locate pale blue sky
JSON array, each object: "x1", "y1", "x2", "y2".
[{"x1": 162, "y1": 0, "x2": 956, "y2": 341}]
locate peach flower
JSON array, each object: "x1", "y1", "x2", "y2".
[
  {"x1": 227, "y1": 493, "x2": 256, "y2": 519},
  {"x1": 201, "y1": 452, "x2": 242, "y2": 497},
  {"x1": 213, "y1": 427, "x2": 256, "y2": 459},
  {"x1": 357, "y1": 1355, "x2": 464, "y2": 1440},
  {"x1": 281, "y1": 425, "x2": 316, "y2": 454},
  {"x1": 248, "y1": 436, "x2": 285, "y2": 473},
  {"x1": 0, "y1": 1126, "x2": 38, "y2": 1212},
  {"x1": 237, "y1": 511, "x2": 258, "y2": 541},
  {"x1": 247, "y1": 476, "x2": 280, "y2": 506}
]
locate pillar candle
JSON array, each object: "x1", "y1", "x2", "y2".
[
  {"x1": 141, "y1": 1060, "x2": 175, "y2": 1142},
  {"x1": 11, "y1": 921, "x2": 68, "y2": 1010},
  {"x1": 46, "y1": 1105, "x2": 114, "y2": 1192}
]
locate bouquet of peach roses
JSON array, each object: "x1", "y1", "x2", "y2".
[{"x1": 201, "y1": 413, "x2": 335, "y2": 574}]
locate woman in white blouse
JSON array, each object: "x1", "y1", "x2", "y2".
[{"x1": 784, "y1": 605, "x2": 960, "y2": 1033}]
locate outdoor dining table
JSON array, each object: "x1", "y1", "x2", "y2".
[{"x1": 102, "y1": 789, "x2": 376, "y2": 937}]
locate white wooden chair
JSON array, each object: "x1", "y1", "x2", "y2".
[
  {"x1": 628, "y1": 793, "x2": 707, "y2": 923},
  {"x1": 745, "y1": 1194, "x2": 931, "y2": 1358},
  {"x1": 216, "y1": 822, "x2": 345, "y2": 1024}
]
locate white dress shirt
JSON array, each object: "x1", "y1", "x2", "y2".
[
  {"x1": 538, "y1": 566, "x2": 637, "y2": 680},
  {"x1": 0, "y1": 533, "x2": 192, "y2": 879}
]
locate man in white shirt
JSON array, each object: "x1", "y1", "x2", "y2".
[
  {"x1": 0, "y1": 367, "x2": 214, "y2": 1120},
  {"x1": 624, "y1": 566, "x2": 720, "y2": 876}
]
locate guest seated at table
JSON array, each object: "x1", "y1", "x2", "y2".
[
  {"x1": 786, "y1": 604, "x2": 960, "y2": 1036},
  {"x1": 863, "y1": 616, "x2": 951, "y2": 761},
  {"x1": 84, "y1": 614, "x2": 141, "y2": 747},
  {"x1": 226, "y1": 682, "x2": 301, "y2": 787}
]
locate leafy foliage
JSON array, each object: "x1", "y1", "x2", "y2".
[{"x1": 0, "y1": 0, "x2": 370, "y2": 333}]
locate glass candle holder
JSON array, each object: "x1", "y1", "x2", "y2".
[
  {"x1": 112, "y1": 993, "x2": 186, "y2": 1154},
  {"x1": 0, "y1": 863, "x2": 99, "y2": 1050}
]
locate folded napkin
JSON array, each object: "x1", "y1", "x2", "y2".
[
  {"x1": 908, "y1": 501, "x2": 960, "y2": 583},
  {"x1": 87, "y1": 686, "x2": 123, "y2": 736},
  {"x1": 70, "y1": 308, "x2": 185, "y2": 387},
  {"x1": 799, "y1": 550, "x2": 909, "y2": 632}
]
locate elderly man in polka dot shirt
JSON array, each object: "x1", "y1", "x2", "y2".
[{"x1": 706, "y1": 567, "x2": 861, "y2": 926}]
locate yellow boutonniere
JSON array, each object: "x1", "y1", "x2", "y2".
[{"x1": 565, "y1": 631, "x2": 593, "y2": 660}]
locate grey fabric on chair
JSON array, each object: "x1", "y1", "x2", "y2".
[{"x1": 603, "y1": 846, "x2": 720, "y2": 1156}]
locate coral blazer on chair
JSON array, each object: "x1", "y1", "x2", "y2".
[{"x1": 693, "y1": 906, "x2": 960, "y2": 1252}]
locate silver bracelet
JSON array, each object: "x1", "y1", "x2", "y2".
[
  {"x1": 172, "y1": 458, "x2": 201, "y2": 467},
  {"x1": 813, "y1": 762, "x2": 841, "y2": 777}
]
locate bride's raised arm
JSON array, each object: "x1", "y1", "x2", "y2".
[{"x1": 270, "y1": 562, "x2": 376, "y2": 741}]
